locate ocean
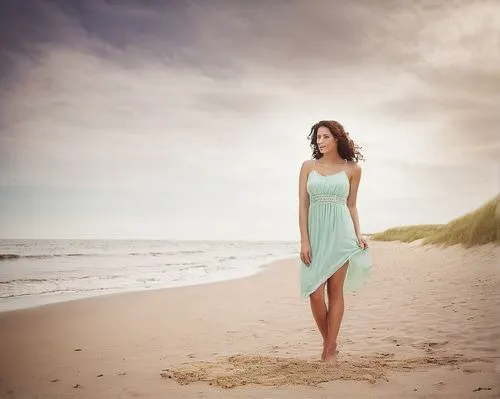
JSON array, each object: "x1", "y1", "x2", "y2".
[{"x1": 0, "y1": 239, "x2": 299, "y2": 312}]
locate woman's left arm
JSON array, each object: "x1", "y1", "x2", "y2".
[{"x1": 346, "y1": 164, "x2": 368, "y2": 249}]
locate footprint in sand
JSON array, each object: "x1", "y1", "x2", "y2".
[
  {"x1": 462, "y1": 366, "x2": 480, "y2": 373},
  {"x1": 269, "y1": 345, "x2": 281, "y2": 353},
  {"x1": 473, "y1": 387, "x2": 492, "y2": 392},
  {"x1": 415, "y1": 340, "x2": 450, "y2": 351},
  {"x1": 376, "y1": 352, "x2": 395, "y2": 358}
]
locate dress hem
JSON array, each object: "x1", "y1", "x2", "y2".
[{"x1": 300, "y1": 247, "x2": 369, "y2": 299}]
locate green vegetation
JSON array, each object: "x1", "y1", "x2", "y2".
[{"x1": 371, "y1": 195, "x2": 500, "y2": 248}]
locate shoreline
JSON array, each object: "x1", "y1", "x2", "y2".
[
  {"x1": 0, "y1": 240, "x2": 498, "y2": 398},
  {"x1": 0, "y1": 253, "x2": 296, "y2": 314}
]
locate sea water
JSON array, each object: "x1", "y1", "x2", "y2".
[{"x1": 0, "y1": 239, "x2": 298, "y2": 312}]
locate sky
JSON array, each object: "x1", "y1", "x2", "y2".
[{"x1": 0, "y1": 0, "x2": 499, "y2": 240}]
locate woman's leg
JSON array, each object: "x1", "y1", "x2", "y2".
[
  {"x1": 309, "y1": 282, "x2": 328, "y2": 359},
  {"x1": 324, "y1": 261, "x2": 349, "y2": 362}
]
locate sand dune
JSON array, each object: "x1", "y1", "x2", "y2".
[{"x1": 0, "y1": 240, "x2": 498, "y2": 398}]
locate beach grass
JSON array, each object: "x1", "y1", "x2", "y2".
[{"x1": 371, "y1": 194, "x2": 500, "y2": 248}]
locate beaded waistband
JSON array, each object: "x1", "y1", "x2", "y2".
[{"x1": 309, "y1": 193, "x2": 347, "y2": 205}]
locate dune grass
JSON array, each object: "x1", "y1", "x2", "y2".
[{"x1": 371, "y1": 194, "x2": 500, "y2": 248}]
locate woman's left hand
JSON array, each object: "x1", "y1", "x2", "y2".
[{"x1": 357, "y1": 234, "x2": 368, "y2": 249}]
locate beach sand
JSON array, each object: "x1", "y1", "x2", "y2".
[{"x1": 0, "y1": 240, "x2": 499, "y2": 398}]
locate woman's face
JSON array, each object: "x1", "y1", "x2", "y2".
[{"x1": 316, "y1": 126, "x2": 337, "y2": 154}]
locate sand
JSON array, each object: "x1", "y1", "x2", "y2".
[{"x1": 0, "y1": 240, "x2": 499, "y2": 398}]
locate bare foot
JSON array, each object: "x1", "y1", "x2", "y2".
[
  {"x1": 323, "y1": 343, "x2": 338, "y2": 364},
  {"x1": 321, "y1": 342, "x2": 326, "y2": 361}
]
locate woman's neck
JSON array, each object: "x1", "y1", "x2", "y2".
[{"x1": 319, "y1": 154, "x2": 344, "y2": 164}]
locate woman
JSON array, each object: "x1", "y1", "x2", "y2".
[{"x1": 298, "y1": 120, "x2": 372, "y2": 363}]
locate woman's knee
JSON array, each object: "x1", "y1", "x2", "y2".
[
  {"x1": 327, "y1": 277, "x2": 345, "y2": 300},
  {"x1": 309, "y1": 284, "x2": 326, "y2": 303}
]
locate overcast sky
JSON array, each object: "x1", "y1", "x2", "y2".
[{"x1": 0, "y1": 0, "x2": 498, "y2": 240}]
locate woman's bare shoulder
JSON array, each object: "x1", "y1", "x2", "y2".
[
  {"x1": 300, "y1": 159, "x2": 315, "y2": 171},
  {"x1": 346, "y1": 160, "x2": 361, "y2": 168},
  {"x1": 346, "y1": 160, "x2": 362, "y2": 178}
]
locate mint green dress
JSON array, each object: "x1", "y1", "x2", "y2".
[{"x1": 300, "y1": 160, "x2": 372, "y2": 298}]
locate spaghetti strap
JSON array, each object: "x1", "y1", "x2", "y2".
[{"x1": 312, "y1": 159, "x2": 317, "y2": 171}]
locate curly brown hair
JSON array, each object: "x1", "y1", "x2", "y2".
[{"x1": 307, "y1": 120, "x2": 365, "y2": 162}]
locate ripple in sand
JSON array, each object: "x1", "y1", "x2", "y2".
[{"x1": 160, "y1": 352, "x2": 475, "y2": 389}]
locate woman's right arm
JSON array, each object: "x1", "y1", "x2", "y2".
[{"x1": 299, "y1": 160, "x2": 312, "y2": 265}]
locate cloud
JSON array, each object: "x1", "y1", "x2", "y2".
[
  {"x1": 374, "y1": 1, "x2": 500, "y2": 162},
  {"x1": 2, "y1": 0, "x2": 498, "y2": 98},
  {"x1": 0, "y1": 0, "x2": 470, "y2": 87},
  {"x1": 380, "y1": 66, "x2": 500, "y2": 161},
  {"x1": 0, "y1": 0, "x2": 498, "y2": 239}
]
